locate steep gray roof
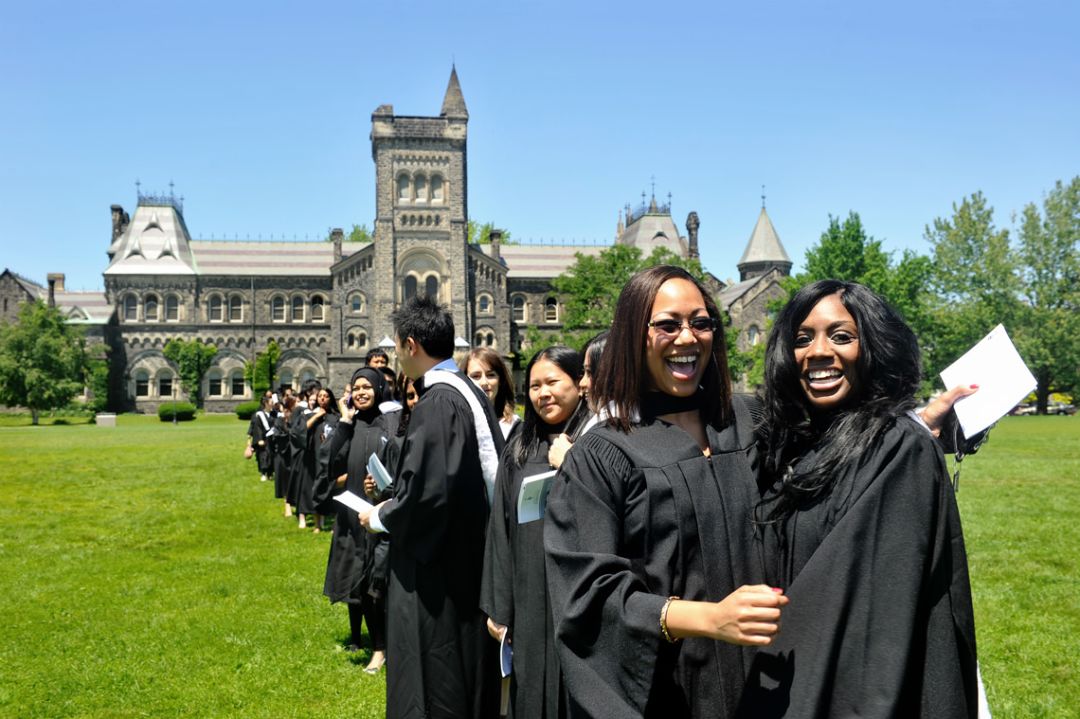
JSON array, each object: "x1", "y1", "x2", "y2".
[
  {"x1": 738, "y1": 207, "x2": 791, "y2": 266},
  {"x1": 717, "y1": 275, "x2": 767, "y2": 311},
  {"x1": 104, "y1": 203, "x2": 197, "y2": 276},
  {"x1": 618, "y1": 212, "x2": 688, "y2": 257},
  {"x1": 440, "y1": 66, "x2": 469, "y2": 119}
]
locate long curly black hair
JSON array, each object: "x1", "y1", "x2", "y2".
[{"x1": 757, "y1": 280, "x2": 922, "y2": 523}]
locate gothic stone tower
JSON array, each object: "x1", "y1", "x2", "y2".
[{"x1": 369, "y1": 67, "x2": 471, "y2": 346}]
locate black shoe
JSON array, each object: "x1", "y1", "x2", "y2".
[{"x1": 343, "y1": 643, "x2": 362, "y2": 653}]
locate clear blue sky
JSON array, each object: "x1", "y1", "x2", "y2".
[{"x1": 2, "y1": 0, "x2": 1077, "y2": 291}]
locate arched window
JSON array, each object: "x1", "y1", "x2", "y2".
[
  {"x1": 144, "y1": 294, "x2": 159, "y2": 322},
  {"x1": 404, "y1": 276, "x2": 418, "y2": 301},
  {"x1": 414, "y1": 174, "x2": 428, "y2": 202},
  {"x1": 124, "y1": 295, "x2": 138, "y2": 321},
  {"x1": 748, "y1": 325, "x2": 761, "y2": 346},
  {"x1": 397, "y1": 173, "x2": 411, "y2": 202},
  {"x1": 271, "y1": 296, "x2": 286, "y2": 322},
  {"x1": 475, "y1": 332, "x2": 483, "y2": 346},
  {"x1": 486, "y1": 332, "x2": 495, "y2": 347},
  {"x1": 311, "y1": 296, "x2": 325, "y2": 322},
  {"x1": 357, "y1": 332, "x2": 367, "y2": 348},
  {"x1": 350, "y1": 293, "x2": 365, "y2": 314},
  {"x1": 425, "y1": 275, "x2": 438, "y2": 299},
  {"x1": 431, "y1": 175, "x2": 444, "y2": 203},
  {"x1": 478, "y1": 294, "x2": 491, "y2": 315},
  {"x1": 230, "y1": 370, "x2": 246, "y2": 397},
  {"x1": 229, "y1": 295, "x2": 243, "y2": 322},
  {"x1": 165, "y1": 295, "x2": 179, "y2": 322},
  {"x1": 279, "y1": 368, "x2": 294, "y2": 390},
  {"x1": 346, "y1": 333, "x2": 355, "y2": 349},
  {"x1": 207, "y1": 369, "x2": 223, "y2": 397},
  {"x1": 134, "y1": 370, "x2": 150, "y2": 397},
  {"x1": 512, "y1": 295, "x2": 526, "y2": 323},
  {"x1": 300, "y1": 368, "x2": 315, "y2": 384},
  {"x1": 158, "y1": 374, "x2": 173, "y2": 397},
  {"x1": 209, "y1": 296, "x2": 223, "y2": 322},
  {"x1": 544, "y1": 297, "x2": 559, "y2": 323},
  {"x1": 291, "y1": 296, "x2": 304, "y2": 322}
]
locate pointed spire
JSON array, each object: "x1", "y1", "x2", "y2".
[
  {"x1": 441, "y1": 65, "x2": 469, "y2": 119},
  {"x1": 737, "y1": 205, "x2": 792, "y2": 281}
]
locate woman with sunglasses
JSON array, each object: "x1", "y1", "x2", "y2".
[{"x1": 544, "y1": 266, "x2": 787, "y2": 718}]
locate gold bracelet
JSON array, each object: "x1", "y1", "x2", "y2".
[{"x1": 660, "y1": 596, "x2": 680, "y2": 643}]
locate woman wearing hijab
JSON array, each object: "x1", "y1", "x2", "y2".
[{"x1": 320, "y1": 367, "x2": 391, "y2": 671}]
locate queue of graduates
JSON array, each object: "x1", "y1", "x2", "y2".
[{"x1": 247, "y1": 267, "x2": 985, "y2": 718}]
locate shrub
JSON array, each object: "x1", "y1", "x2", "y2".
[
  {"x1": 158, "y1": 402, "x2": 197, "y2": 422},
  {"x1": 234, "y1": 400, "x2": 260, "y2": 420}
]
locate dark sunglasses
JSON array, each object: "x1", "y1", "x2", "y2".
[{"x1": 647, "y1": 316, "x2": 719, "y2": 336}]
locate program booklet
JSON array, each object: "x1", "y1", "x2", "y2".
[
  {"x1": 333, "y1": 489, "x2": 373, "y2": 514},
  {"x1": 367, "y1": 452, "x2": 394, "y2": 492},
  {"x1": 516, "y1": 470, "x2": 557, "y2": 524}
]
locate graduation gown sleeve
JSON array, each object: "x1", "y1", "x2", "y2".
[
  {"x1": 480, "y1": 446, "x2": 517, "y2": 629},
  {"x1": 742, "y1": 417, "x2": 978, "y2": 718},
  {"x1": 544, "y1": 432, "x2": 667, "y2": 719}
]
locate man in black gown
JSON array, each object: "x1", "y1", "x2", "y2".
[{"x1": 361, "y1": 296, "x2": 503, "y2": 719}]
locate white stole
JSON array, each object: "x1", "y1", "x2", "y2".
[{"x1": 424, "y1": 368, "x2": 500, "y2": 505}]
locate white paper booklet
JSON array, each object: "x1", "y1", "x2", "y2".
[
  {"x1": 516, "y1": 470, "x2": 558, "y2": 524},
  {"x1": 939, "y1": 324, "x2": 1036, "y2": 438},
  {"x1": 333, "y1": 490, "x2": 373, "y2": 514},
  {"x1": 500, "y1": 630, "x2": 513, "y2": 678},
  {"x1": 367, "y1": 452, "x2": 394, "y2": 492}
]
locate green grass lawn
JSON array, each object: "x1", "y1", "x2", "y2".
[
  {"x1": 0, "y1": 414, "x2": 1076, "y2": 717},
  {"x1": 0, "y1": 414, "x2": 386, "y2": 718}
]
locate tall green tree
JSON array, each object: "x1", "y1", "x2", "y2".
[
  {"x1": 1013, "y1": 177, "x2": 1080, "y2": 412},
  {"x1": 924, "y1": 192, "x2": 1022, "y2": 381},
  {"x1": 0, "y1": 300, "x2": 88, "y2": 424},
  {"x1": 163, "y1": 338, "x2": 218, "y2": 408},
  {"x1": 244, "y1": 340, "x2": 282, "y2": 396}
]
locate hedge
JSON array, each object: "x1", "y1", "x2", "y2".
[
  {"x1": 158, "y1": 402, "x2": 197, "y2": 422},
  {"x1": 234, "y1": 400, "x2": 260, "y2": 420}
]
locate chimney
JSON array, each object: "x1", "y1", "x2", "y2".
[
  {"x1": 686, "y1": 212, "x2": 700, "y2": 260},
  {"x1": 489, "y1": 229, "x2": 502, "y2": 261},
  {"x1": 331, "y1": 227, "x2": 344, "y2": 263},
  {"x1": 47, "y1": 273, "x2": 64, "y2": 307},
  {"x1": 111, "y1": 204, "x2": 126, "y2": 241}
]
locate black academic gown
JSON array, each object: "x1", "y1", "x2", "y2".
[
  {"x1": 740, "y1": 415, "x2": 979, "y2": 719},
  {"x1": 380, "y1": 371, "x2": 505, "y2": 719},
  {"x1": 285, "y1": 407, "x2": 309, "y2": 509},
  {"x1": 271, "y1": 414, "x2": 290, "y2": 500},
  {"x1": 248, "y1": 410, "x2": 273, "y2": 475},
  {"x1": 544, "y1": 396, "x2": 762, "y2": 719},
  {"x1": 319, "y1": 412, "x2": 385, "y2": 603},
  {"x1": 481, "y1": 438, "x2": 566, "y2": 719}
]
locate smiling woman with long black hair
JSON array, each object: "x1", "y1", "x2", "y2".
[{"x1": 742, "y1": 279, "x2": 979, "y2": 718}]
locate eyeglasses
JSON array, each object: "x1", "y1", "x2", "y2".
[{"x1": 647, "y1": 316, "x2": 719, "y2": 336}]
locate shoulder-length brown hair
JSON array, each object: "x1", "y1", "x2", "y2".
[
  {"x1": 460, "y1": 346, "x2": 516, "y2": 423},
  {"x1": 593, "y1": 265, "x2": 732, "y2": 432}
]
